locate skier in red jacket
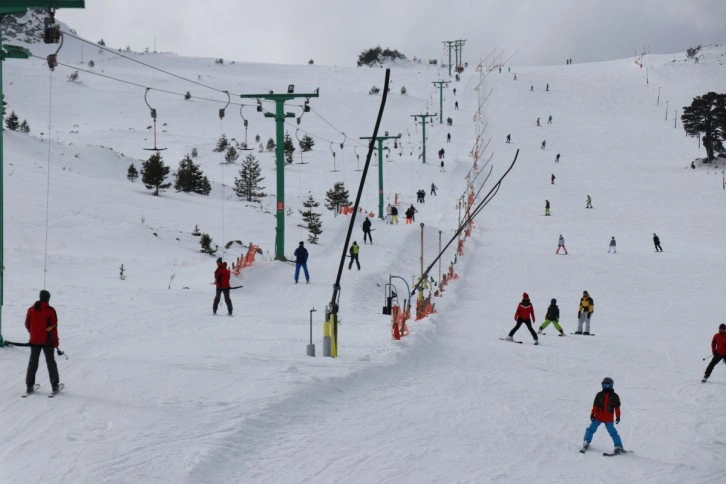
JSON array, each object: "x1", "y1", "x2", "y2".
[
  {"x1": 702, "y1": 323, "x2": 726, "y2": 382},
  {"x1": 24, "y1": 289, "x2": 61, "y2": 394},
  {"x1": 506, "y1": 292, "x2": 538, "y2": 344},
  {"x1": 581, "y1": 377, "x2": 624, "y2": 454},
  {"x1": 213, "y1": 257, "x2": 233, "y2": 316}
]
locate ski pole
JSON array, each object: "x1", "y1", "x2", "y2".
[
  {"x1": 57, "y1": 348, "x2": 68, "y2": 360},
  {"x1": 703, "y1": 354, "x2": 714, "y2": 361}
]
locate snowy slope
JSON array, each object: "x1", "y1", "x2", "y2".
[{"x1": 0, "y1": 32, "x2": 725, "y2": 484}]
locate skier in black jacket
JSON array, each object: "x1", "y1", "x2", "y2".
[{"x1": 538, "y1": 299, "x2": 564, "y2": 336}]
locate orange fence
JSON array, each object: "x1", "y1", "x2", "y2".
[{"x1": 231, "y1": 243, "x2": 259, "y2": 275}]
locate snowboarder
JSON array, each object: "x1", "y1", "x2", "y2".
[
  {"x1": 541, "y1": 140, "x2": 546, "y2": 150},
  {"x1": 575, "y1": 290, "x2": 594, "y2": 334},
  {"x1": 702, "y1": 323, "x2": 726, "y2": 382},
  {"x1": 545, "y1": 199, "x2": 551, "y2": 216},
  {"x1": 537, "y1": 117, "x2": 541, "y2": 126},
  {"x1": 454, "y1": 101, "x2": 459, "y2": 110},
  {"x1": 581, "y1": 377, "x2": 624, "y2": 454},
  {"x1": 653, "y1": 233, "x2": 662, "y2": 252},
  {"x1": 24, "y1": 289, "x2": 61, "y2": 395},
  {"x1": 555, "y1": 153, "x2": 560, "y2": 163},
  {"x1": 506, "y1": 292, "x2": 538, "y2": 344},
  {"x1": 348, "y1": 241, "x2": 360, "y2": 270},
  {"x1": 556, "y1": 234, "x2": 568, "y2": 254},
  {"x1": 390, "y1": 205, "x2": 399, "y2": 224},
  {"x1": 538, "y1": 298, "x2": 564, "y2": 336},
  {"x1": 447, "y1": 132, "x2": 451, "y2": 143},
  {"x1": 362, "y1": 217, "x2": 373, "y2": 244},
  {"x1": 431, "y1": 183, "x2": 438, "y2": 196},
  {"x1": 506, "y1": 134, "x2": 511, "y2": 143},
  {"x1": 608, "y1": 236, "x2": 617, "y2": 253},
  {"x1": 213, "y1": 258, "x2": 233, "y2": 315},
  {"x1": 405, "y1": 204, "x2": 418, "y2": 224},
  {"x1": 548, "y1": 115, "x2": 553, "y2": 124},
  {"x1": 551, "y1": 173, "x2": 555, "y2": 185},
  {"x1": 586, "y1": 194, "x2": 592, "y2": 209},
  {"x1": 293, "y1": 241, "x2": 310, "y2": 284}
]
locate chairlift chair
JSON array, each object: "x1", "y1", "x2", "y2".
[
  {"x1": 143, "y1": 88, "x2": 167, "y2": 151},
  {"x1": 238, "y1": 105, "x2": 254, "y2": 150}
]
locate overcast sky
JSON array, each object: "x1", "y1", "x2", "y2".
[{"x1": 58, "y1": 0, "x2": 725, "y2": 67}]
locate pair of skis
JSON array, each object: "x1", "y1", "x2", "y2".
[
  {"x1": 580, "y1": 445, "x2": 628, "y2": 457},
  {"x1": 499, "y1": 338, "x2": 538, "y2": 345},
  {"x1": 21, "y1": 383, "x2": 64, "y2": 398}
]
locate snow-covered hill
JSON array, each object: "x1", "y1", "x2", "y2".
[{"x1": 1, "y1": 29, "x2": 725, "y2": 483}]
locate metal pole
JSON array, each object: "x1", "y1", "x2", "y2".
[
  {"x1": 674, "y1": 110, "x2": 677, "y2": 128},
  {"x1": 307, "y1": 307, "x2": 316, "y2": 356},
  {"x1": 438, "y1": 230, "x2": 442, "y2": 285},
  {"x1": 274, "y1": 101, "x2": 286, "y2": 260},
  {"x1": 422, "y1": 118, "x2": 427, "y2": 164},
  {"x1": 657, "y1": 87, "x2": 660, "y2": 106},
  {"x1": 419, "y1": 223, "x2": 425, "y2": 295},
  {"x1": 665, "y1": 100, "x2": 668, "y2": 120},
  {"x1": 0, "y1": 23, "x2": 5, "y2": 346}
]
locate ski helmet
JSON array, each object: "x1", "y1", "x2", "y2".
[
  {"x1": 551, "y1": 298, "x2": 557, "y2": 304},
  {"x1": 719, "y1": 323, "x2": 726, "y2": 331},
  {"x1": 602, "y1": 377, "x2": 614, "y2": 386},
  {"x1": 39, "y1": 289, "x2": 51, "y2": 302}
]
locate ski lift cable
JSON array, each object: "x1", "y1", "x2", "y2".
[
  {"x1": 30, "y1": 55, "x2": 241, "y2": 107},
  {"x1": 60, "y1": 29, "x2": 241, "y2": 97}
]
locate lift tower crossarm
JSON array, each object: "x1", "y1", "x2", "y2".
[{"x1": 360, "y1": 132, "x2": 401, "y2": 220}]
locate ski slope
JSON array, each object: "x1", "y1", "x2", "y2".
[{"x1": 0, "y1": 33, "x2": 725, "y2": 483}]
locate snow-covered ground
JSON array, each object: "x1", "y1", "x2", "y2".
[{"x1": 1, "y1": 31, "x2": 725, "y2": 483}]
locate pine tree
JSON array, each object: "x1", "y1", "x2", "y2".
[
  {"x1": 127, "y1": 163, "x2": 139, "y2": 182},
  {"x1": 5, "y1": 111, "x2": 19, "y2": 131},
  {"x1": 174, "y1": 153, "x2": 211, "y2": 194},
  {"x1": 213, "y1": 134, "x2": 229, "y2": 152},
  {"x1": 324, "y1": 181, "x2": 351, "y2": 211},
  {"x1": 255, "y1": 134, "x2": 261, "y2": 143},
  {"x1": 301, "y1": 194, "x2": 323, "y2": 244},
  {"x1": 283, "y1": 132, "x2": 295, "y2": 163},
  {"x1": 266, "y1": 138, "x2": 276, "y2": 152},
  {"x1": 19, "y1": 120, "x2": 30, "y2": 133},
  {"x1": 224, "y1": 146, "x2": 239, "y2": 164},
  {"x1": 199, "y1": 233, "x2": 217, "y2": 255},
  {"x1": 141, "y1": 152, "x2": 171, "y2": 196},
  {"x1": 681, "y1": 92, "x2": 726, "y2": 161},
  {"x1": 234, "y1": 153, "x2": 266, "y2": 201},
  {"x1": 299, "y1": 134, "x2": 315, "y2": 152}
]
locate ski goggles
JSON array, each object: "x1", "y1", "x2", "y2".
[{"x1": 601, "y1": 383, "x2": 612, "y2": 389}]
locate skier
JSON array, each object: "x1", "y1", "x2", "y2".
[
  {"x1": 575, "y1": 290, "x2": 594, "y2": 334},
  {"x1": 586, "y1": 194, "x2": 593, "y2": 209},
  {"x1": 506, "y1": 134, "x2": 511, "y2": 143},
  {"x1": 555, "y1": 153, "x2": 560, "y2": 163},
  {"x1": 556, "y1": 234, "x2": 568, "y2": 254},
  {"x1": 385, "y1": 203, "x2": 392, "y2": 224},
  {"x1": 506, "y1": 292, "x2": 538, "y2": 344},
  {"x1": 653, "y1": 233, "x2": 663, "y2": 252},
  {"x1": 390, "y1": 205, "x2": 399, "y2": 224},
  {"x1": 530, "y1": 85, "x2": 534, "y2": 92},
  {"x1": 608, "y1": 236, "x2": 617, "y2": 253},
  {"x1": 548, "y1": 115, "x2": 553, "y2": 124},
  {"x1": 362, "y1": 217, "x2": 373, "y2": 244},
  {"x1": 213, "y1": 258, "x2": 233, "y2": 315},
  {"x1": 513, "y1": 74, "x2": 517, "y2": 80},
  {"x1": 293, "y1": 241, "x2": 310, "y2": 284},
  {"x1": 545, "y1": 199, "x2": 551, "y2": 216},
  {"x1": 348, "y1": 241, "x2": 360, "y2": 270},
  {"x1": 537, "y1": 117, "x2": 541, "y2": 126},
  {"x1": 438, "y1": 148, "x2": 445, "y2": 160},
  {"x1": 702, "y1": 323, "x2": 726, "y2": 382},
  {"x1": 24, "y1": 289, "x2": 61, "y2": 395},
  {"x1": 447, "y1": 132, "x2": 451, "y2": 143},
  {"x1": 454, "y1": 101, "x2": 459, "y2": 110},
  {"x1": 581, "y1": 377, "x2": 624, "y2": 454},
  {"x1": 440, "y1": 159, "x2": 445, "y2": 172},
  {"x1": 538, "y1": 298, "x2": 564, "y2": 336},
  {"x1": 405, "y1": 204, "x2": 418, "y2": 223},
  {"x1": 453, "y1": 88, "x2": 456, "y2": 95},
  {"x1": 541, "y1": 140, "x2": 546, "y2": 150},
  {"x1": 546, "y1": 83, "x2": 549, "y2": 91},
  {"x1": 431, "y1": 183, "x2": 438, "y2": 196},
  {"x1": 420, "y1": 190, "x2": 426, "y2": 203},
  {"x1": 551, "y1": 173, "x2": 555, "y2": 185}
]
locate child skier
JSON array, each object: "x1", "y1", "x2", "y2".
[
  {"x1": 556, "y1": 234, "x2": 567, "y2": 254},
  {"x1": 506, "y1": 292, "x2": 538, "y2": 344},
  {"x1": 538, "y1": 299, "x2": 564, "y2": 336},
  {"x1": 702, "y1": 323, "x2": 726, "y2": 382},
  {"x1": 581, "y1": 377, "x2": 624, "y2": 454}
]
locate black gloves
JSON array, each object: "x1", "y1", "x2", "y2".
[
  {"x1": 587, "y1": 312, "x2": 592, "y2": 319},
  {"x1": 590, "y1": 414, "x2": 595, "y2": 422},
  {"x1": 615, "y1": 418, "x2": 620, "y2": 424},
  {"x1": 578, "y1": 312, "x2": 582, "y2": 318}
]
